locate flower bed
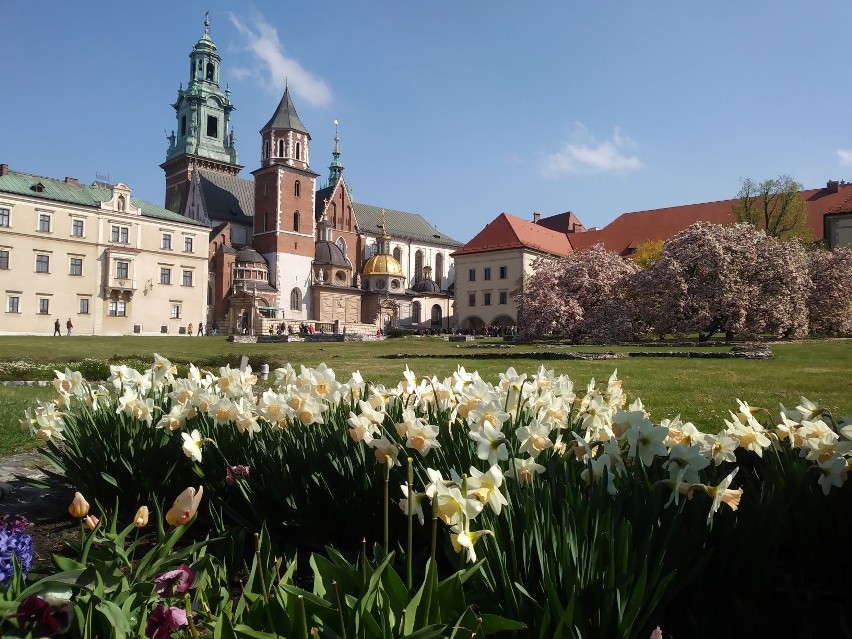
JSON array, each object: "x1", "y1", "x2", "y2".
[{"x1": 3, "y1": 356, "x2": 851, "y2": 638}]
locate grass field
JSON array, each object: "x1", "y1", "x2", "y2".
[{"x1": 1, "y1": 335, "x2": 850, "y2": 456}]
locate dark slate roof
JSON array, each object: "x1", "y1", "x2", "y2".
[
  {"x1": 261, "y1": 87, "x2": 308, "y2": 135},
  {"x1": 353, "y1": 203, "x2": 462, "y2": 247},
  {"x1": 314, "y1": 240, "x2": 350, "y2": 266},
  {"x1": 0, "y1": 170, "x2": 209, "y2": 227},
  {"x1": 235, "y1": 247, "x2": 266, "y2": 264},
  {"x1": 412, "y1": 278, "x2": 441, "y2": 294},
  {"x1": 196, "y1": 170, "x2": 254, "y2": 223}
]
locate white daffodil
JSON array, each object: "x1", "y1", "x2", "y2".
[
  {"x1": 399, "y1": 485, "x2": 427, "y2": 525},
  {"x1": 725, "y1": 413, "x2": 771, "y2": 457},
  {"x1": 367, "y1": 435, "x2": 401, "y2": 466},
  {"x1": 467, "y1": 465, "x2": 509, "y2": 515},
  {"x1": 705, "y1": 468, "x2": 742, "y2": 524},
  {"x1": 699, "y1": 432, "x2": 739, "y2": 466},
  {"x1": 431, "y1": 480, "x2": 482, "y2": 527},
  {"x1": 406, "y1": 421, "x2": 441, "y2": 456},
  {"x1": 505, "y1": 456, "x2": 546, "y2": 485},
  {"x1": 665, "y1": 444, "x2": 711, "y2": 485},
  {"x1": 181, "y1": 429, "x2": 203, "y2": 463},
  {"x1": 469, "y1": 422, "x2": 509, "y2": 465},
  {"x1": 450, "y1": 525, "x2": 493, "y2": 563},
  {"x1": 625, "y1": 421, "x2": 670, "y2": 467},
  {"x1": 348, "y1": 412, "x2": 379, "y2": 443},
  {"x1": 817, "y1": 455, "x2": 848, "y2": 495},
  {"x1": 580, "y1": 453, "x2": 617, "y2": 495},
  {"x1": 516, "y1": 419, "x2": 553, "y2": 458}
]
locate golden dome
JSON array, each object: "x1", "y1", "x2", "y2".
[{"x1": 363, "y1": 253, "x2": 404, "y2": 277}]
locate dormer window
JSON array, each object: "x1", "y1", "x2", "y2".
[{"x1": 32, "y1": 183, "x2": 45, "y2": 193}]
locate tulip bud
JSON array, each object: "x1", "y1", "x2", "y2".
[
  {"x1": 165, "y1": 486, "x2": 204, "y2": 527},
  {"x1": 83, "y1": 514, "x2": 99, "y2": 530},
  {"x1": 133, "y1": 505, "x2": 149, "y2": 528},
  {"x1": 68, "y1": 492, "x2": 89, "y2": 518}
]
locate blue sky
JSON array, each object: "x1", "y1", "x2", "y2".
[{"x1": 3, "y1": 1, "x2": 852, "y2": 243}]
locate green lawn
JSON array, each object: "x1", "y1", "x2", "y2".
[{"x1": 1, "y1": 336, "x2": 850, "y2": 456}]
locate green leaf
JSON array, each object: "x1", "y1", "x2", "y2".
[
  {"x1": 477, "y1": 614, "x2": 527, "y2": 635},
  {"x1": 95, "y1": 600, "x2": 132, "y2": 639}
]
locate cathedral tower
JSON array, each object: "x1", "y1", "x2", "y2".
[
  {"x1": 251, "y1": 85, "x2": 319, "y2": 318},
  {"x1": 161, "y1": 14, "x2": 241, "y2": 214}
]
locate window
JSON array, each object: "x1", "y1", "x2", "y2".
[
  {"x1": 0, "y1": 250, "x2": 8, "y2": 270},
  {"x1": 414, "y1": 251, "x2": 424, "y2": 282},
  {"x1": 468, "y1": 293, "x2": 476, "y2": 307},
  {"x1": 108, "y1": 300, "x2": 127, "y2": 317},
  {"x1": 294, "y1": 181, "x2": 301, "y2": 197},
  {"x1": 69, "y1": 257, "x2": 83, "y2": 276},
  {"x1": 35, "y1": 254, "x2": 50, "y2": 273},
  {"x1": 79, "y1": 298, "x2": 90, "y2": 314},
  {"x1": 111, "y1": 225, "x2": 129, "y2": 243},
  {"x1": 162, "y1": 233, "x2": 172, "y2": 250},
  {"x1": 278, "y1": 140, "x2": 285, "y2": 157},
  {"x1": 72, "y1": 219, "x2": 84, "y2": 236},
  {"x1": 184, "y1": 236, "x2": 193, "y2": 253},
  {"x1": 0, "y1": 208, "x2": 10, "y2": 227},
  {"x1": 499, "y1": 291, "x2": 507, "y2": 305},
  {"x1": 468, "y1": 269, "x2": 476, "y2": 282},
  {"x1": 38, "y1": 298, "x2": 49, "y2": 314},
  {"x1": 293, "y1": 212, "x2": 300, "y2": 232},
  {"x1": 435, "y1": 253, "x2": 444, "y2": 284},
  {"x1": 205, "y1": 62, "x2": 215, "y2": 81},
  {"x1": 7, "y1": 296, "x2": 20, "y2": 313},
  {"x1": 206, "y1": 115, "x2": 218, "y2": 138},
  {"x1": 290, "y1": 288, "x2": 301, "y2": 311},
  {"x1": 180, "y1": 115, "x2": 186, "y2": 137},
  {"x1": 160, "y1": 267, "x2": 171, "y2": 285},
  {"x1": 182, "y1": 270, "x2": 193, "y2": 287},
  {"x1": 412, "y1": 301, "x2": 421, "y2": 324},
  {"x1": 295, "y1": 141, "x2": 301, "y2": 160},
  {"x1": 393, "y1": 247, "x2": 402, "y2": 262},
  {"x1": 499, "y1": 266, "x2": 507, "y2": 279},
  {"x1": 484, "y1": 267, "x2": 491, "y2": 281},
  {"x1": 484, "y1": 293, "x2": 492, "y2": 306},
  {"x1": 38, "y1": 213, "x2": 51, "y2": 232},
  {"x1": 171, "y1": 304, "x2": 181, "y2": 319},
  {"x1": 116, "y1": 261, "x2": 129, "y2": 279}
]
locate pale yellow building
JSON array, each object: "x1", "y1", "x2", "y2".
[{"x1": 0, "y1": 165, "x2": 209, "y2": 335}]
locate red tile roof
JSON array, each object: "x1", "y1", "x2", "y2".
[
  {"x1": 536, "y1": 211, "x2": 587, "y2": 234},
  {"x1": 568, "y1": 183, "x2": 852, "y2": 255},
  {"x1": 452, "y1": 212, "x2": 574, "y2": 258}
]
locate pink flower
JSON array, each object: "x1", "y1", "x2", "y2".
[
  {"x1": 153, "y1": 564, "x2": 194, "y2": 597},
  {"x1": 650, "y1": 627, "x2": 663, "y2": 639},
  {"x1": 145, "y1": 603, "x2": 188, "y2": 639},
  {"x1": 225, "y1": 465, "x2": 250, "y2": 486}
]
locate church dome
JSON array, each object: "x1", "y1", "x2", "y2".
[
  {"x1": 363, "y1": 254, "x2": 404, "y2": 277},
  {"x1": 412, "y1": 278, "x2": 441, "y2": 294},
  {"x1": 314, "y1": 241, "x2": 349, "y2": 267},
  {"x1": 235, "y1": 246, "x2": 265, "y2": 264}
]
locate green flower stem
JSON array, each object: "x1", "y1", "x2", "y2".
[
  {"x1": 332, "y1": 580, "x2": 347, "y2": 639},
  {"x1": 255, "y1": 532, "x2": 277, "y2": 633},
  {"x1": 383, "y1": 455, "x2": 391, "y2": 555},
  {"x1": 406, "y1": 457, "x2": 414, "y2": 590},
  {"x1": 185, "y1": 593, "x2": 202, "y2": 639}
]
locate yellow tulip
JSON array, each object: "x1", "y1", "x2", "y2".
[
  {"x1": 165, "y1": 486, "x2": 204, "y2": 526},
  {"x1": 133, "y1": 505, "x2": 150, "y2": 528},
  {"x1": 68, "y1": 491, "x2": 90, "y2": 518}
]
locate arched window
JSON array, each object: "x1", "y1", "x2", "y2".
[
  {"x1": 290, "y1": 288, "x2": 301, "y2": 311},
  {"x1": 294, "y1": 181, "x2": 301, "y2": 198},
  {"x1": 293, "y1": 212, "x2": 300, "y2": 232},
  {"x1": 263, "y1": 139, "x2": 270, "y2": 160},
  {"x1": 412, "y1": 301, "x2": 421, "y2": 324},
  {"x1": 414, "y1": 250, "x2": 424, "y2": 283},
  {"x1": 393, "y1": 247, "x2": 402, "y2": 263},
  {"x1": 295, "y1": 142, "x2": 301, "y2": 160},
  {"x1": 435, "y1": 253, "x2": 444, "y2": 285},
  {"x1": 206, "y1": 62, "x2": 215, "y2": 81},
  {"x1": 336, "y1": 237, "x2": 347, "y2": 255},
  {"x1": 278, "y1": 140, "x2": 284, "y2": 157},
  {"x1": 431, "y1": 304, "x2": 442, "y2": 326}
]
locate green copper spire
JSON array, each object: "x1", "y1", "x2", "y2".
[
  {"x1": 327, "y1": 119, "x2": 344, "y2": 188},
  {"x1": 164, "y1": 13, "x2": 238, "y2": 166}
]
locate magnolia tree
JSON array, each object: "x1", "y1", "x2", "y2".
[
  {"x1": 632, "y1": 222, "x2": 810, "y2": 340},
  {"x1": 808, "y1": 246, "x2": 852, "y2": 336},
  {"x1": 519, "y1": 245, "x2": 637, "y2": 342}
]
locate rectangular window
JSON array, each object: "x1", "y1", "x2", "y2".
[
  {"x1": 7, "y1": 296, "x2": 20, "y2": 313},
  {"x1": 180, "y1": 115, "x2": 186, "y2": 137},
  {"x1": 38, "y1": 213, "x2": 51, "y2": 232},
  {"x1": 499, "y1": 291, "x2": 508, "y2": 305},
  {"x1": 484, "y1": 267, "x2": 491, "y2": 281},
  {"x1": 38, "y1": 298, "x2": 49, "y2": 314},
  {"x1": 171, "y1": 304, "x2": 181, "y2": 319},
  {"x1": 35, "y1": 254, "x2": 50, "y2": 273},
  {"x1": 69, "y1": 257, "x2": 83, "y2": 276},
  {"x1": 182, "y1": 270, "x2": 193, "y2": 287},
  {"x1": 499, "y1": 266, "x2": 507, "y2": 279},
  {"x1": 184, "y1": 236, "x2": 193, "y2": 253},
  {"x1": 468, "y1": 269, "x2": 476, "y2": 282},
  {"x1": 0, "y1": 208, "x2": 10, "y2": 227},
  {"x1": 108, "y1": 300, "x2": 126, "y2": 317},
  {"x1": 484, "y1": 292, "x2": 492, "y2": 306},
  {"x1": 79, "y1": 298, "x2": 90, "y2": 314},
  {"x1": 111, "y1": 225, "x2": 129, "y2": 243},
  {"x1": 468, "y1": 293, "x2": 476, "y2": 307},
  {"x1": 160, "y1": 267, "x2": 171, "y2": 285},
  {"x1": 71, "y1": 219, "x2": 84, "y2": 237},
  {"x1": 206, "y1": 115, "x2": 218, "y2": 138},
  {"x1": 0, "y1": 250, "x2": 8, "y2": 270},
  {"x1": 116, "y1": 261, "x2": 129, "y2": 279},
  {"x1": 162, "y1": 233, "x2": 172, "y2": 250}
]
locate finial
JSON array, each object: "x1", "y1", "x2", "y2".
[
  {"x1": 380, "y1": 209, "x2": 387, "y2": 231},
  {"x1": 204, "y1": 11, "x2": 210, "y2": 33}
]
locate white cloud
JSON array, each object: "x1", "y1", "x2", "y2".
[
  {"x1": 837, "y1": 148, "x2": 852, "y2": 167},
  {"x1": 228, "y1": 12, "x2": 332, "y2": 108},
  {"x1": 542, "y1": 123, "x2": 642, "y2": 175}
]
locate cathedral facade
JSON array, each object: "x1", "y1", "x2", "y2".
[{"x1": 164, "y1": 18, "x2": 460, "y2": 336}]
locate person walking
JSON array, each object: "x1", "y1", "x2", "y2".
[
  {"x1": 66, "y1": 318, "x2": 73, "y2": 336},
  {"x1": 53, "y1": 319, "x2": 61, "y2": 336},
  {"x1": 197, "y1": 322, "x2": 204, "y2": 336},
  {"x1": 187, "y1": 322, "x2": 193, "y2": 336}
]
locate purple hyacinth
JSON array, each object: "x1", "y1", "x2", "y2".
[{"x1": 0, "y1": 516, "x2": 34, "y2": 586}]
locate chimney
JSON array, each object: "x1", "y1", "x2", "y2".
[
  {"x1": 532, "y1": 211, "x2": 541, "y2": 223},
  {"x1": 827, "y1": 180, "x2": 839, "y2": 193},
  {"x1": 64, "y1": 177, "x2": 78, "y2": 185},
  {"x1": 0, "y1": 164, "x2": 8, "y2": 176}
]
